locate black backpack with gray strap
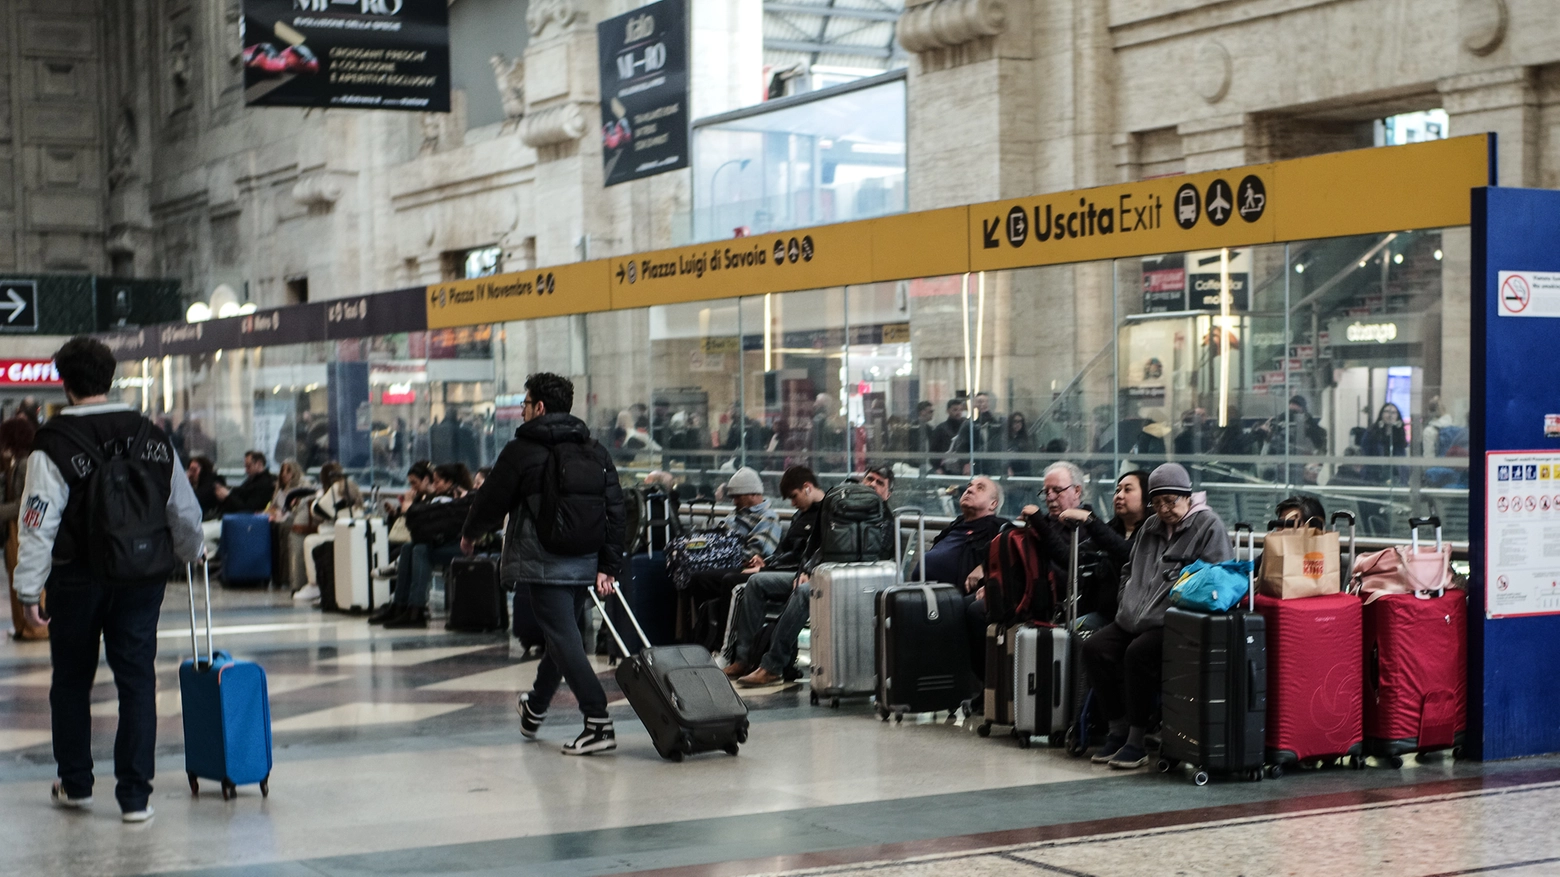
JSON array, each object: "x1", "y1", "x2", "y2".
[{"x1": 49, "y1": 417, "x2": 178, "y2": 584}]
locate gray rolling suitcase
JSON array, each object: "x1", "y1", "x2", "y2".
[
  {"x1": 808, "y1": 561, "x2": 897, "y2": 706},
  {"x1": 984, "y1": 524, "x2": 1080, "y2": 747}
]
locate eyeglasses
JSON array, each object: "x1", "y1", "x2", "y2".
[
  {"x1": 1149, "y1": 495, "x2": 1184, "y2": 511},
  {"x1": 1042, "y1": 485, "x2": 1078, "y2": 497}
]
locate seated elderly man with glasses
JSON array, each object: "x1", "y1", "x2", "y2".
[{"x1": 1078, "y1": 463, "x2": 1231, "y2": 771}]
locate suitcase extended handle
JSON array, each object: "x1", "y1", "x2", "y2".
[
  {"x1": 1066, "y1": 525, "x2": 1081, "y2": 631},
  {"x1": 1330, "y1": 510, "x2": 1357, "y2": 574},
  {"x1": 185, "y1": 561, "x2": 216, "y2": 670},
  {"x1": 892, "y1": 506, "x2": 928, "y2": 583},
  {"x1": 589, "y1": 586, "x2": 653, "y2": 658},
  {"x1": 1233, "y1": 523, "x2": 1255, "y2": 611},
  {"x1": 1409, "y1": 516, "x2": 1442, "y2": 553}
]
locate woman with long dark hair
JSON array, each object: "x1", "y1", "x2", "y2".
[
  {"x1": 1362, "y1": 402, "x2": 1408, "y2": 484},
  {"x1": 1003, "y1": 411, "x2": 1036, "y2": 478}
]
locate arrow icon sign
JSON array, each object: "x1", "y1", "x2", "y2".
[{"x1": 0, "y1": 289, "x2": 25, "y2": 323}]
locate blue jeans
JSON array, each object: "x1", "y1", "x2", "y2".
[
  {"x1": 733, "y1": 571, "x2": 809, "y2": 675},
  {"x1": 46, "y1": 564, "x2": 165, "y2": 812},
  {"x1": 393, "y1": 542, "x2": 464, "y2": 609},
  {"x1": 528, "y1": 584, "x2": 608, "y2": 719}
]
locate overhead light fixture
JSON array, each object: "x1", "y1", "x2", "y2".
[
  {"x1": 217, "y1": 302, "x2": 242, "y2": 319},
  {"x1": 186, "y1": 302, "x2": 211, "y2": 323},
  {"x1": 1294, "y1": 263, "x2": 1305, "y2": 274},
  {"x1": 1393, "y1": 253, "x2": 1404, "y2": 264},
  {"x1": 238, "y1": 302, "x2": 258, "y2": 315},
  {"x1": 1434, "y1": 249, "x2": 1444, "y2": 260}
]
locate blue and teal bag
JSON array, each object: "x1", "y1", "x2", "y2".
[{"x1": 1169, "y1": 559, "x2": 1254, "y2": 612}]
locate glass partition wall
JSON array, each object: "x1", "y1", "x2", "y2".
[{"x1": 123, "y1": 226, "x2": 1470, "y2": 540}]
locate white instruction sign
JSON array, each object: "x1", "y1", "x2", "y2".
[
  {"x1": 1497, "y1": 271, "x2": 1560, "y2": 317},
  {"x1": 1486, "y1": 451, "x2": 1560, "y2": 618}
]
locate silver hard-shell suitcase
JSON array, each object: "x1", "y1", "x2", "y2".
[{"x1": 808, "y1": 560, "x2": 897, "y2": 706}]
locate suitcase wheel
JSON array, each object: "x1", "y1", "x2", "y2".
[
  {"x1": 187, "y1": 772, "x2": 199, "y2": 796},
  {"x1": 664, "y1": 748, "x2": 683, "y2": 762},
  {"x1": 878, "y1": 707, "x2": 891, "y2": 722},
  {"x1": 1016, "y1": 735, "x2": 1031, "y2": 749},
  {"x1": 977, "y1": 721, "x2": 992, "y2": 738},
  {"x1": 1387, "y1": 755, "x2": 1405, "y2": 769},
  {"x1": 894, "y1": 710, "x2": 904, "y2": 724},
  {"x1": 1264, "y1": 764, "x2": 1284, "y2": 780},
  {"x1": 1349, "y1": 755, "x2": 1366, "y2": 770},
  {"x1": 723, "y1": 743, "x2": 740, "y2": 756},
  {"x1": 260, "y1": 777, "x2": 270, "y2": 798},
  {"x1": 1192, "y1": 769, "x2": 1210, "y2": 787},
  {"x1": 1047, "y1": 731, "x2": 1065, "y2": 748},
  {"x1": 1064, "y1": 726, "x2": 1086, "y2": 758},
  {"x1": 1157, "y1": 758, "x2": 1178, "y2": 774},
  {"x1": 810, "y1": 691, "x2": 820, "y2": 706},
  {"x1": 221, "y1": 780, "x2": 237, "y2": 800},
  {"x1": 830, "y1": 697, "x2": 841, "y2": 709}
]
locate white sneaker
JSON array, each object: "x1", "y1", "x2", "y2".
[
  {"x1": 121, "y1": 807, "x2": 154, "y2": 823},
  {"x1": 51, "y1": 783, "x2": 91, "y2": 810},
  {"x1": 375, "y1": 564, "x2": 398, "y2": 578},
  {"x1": 292, "y1": 584, "x2": 321, "y2": 602}
]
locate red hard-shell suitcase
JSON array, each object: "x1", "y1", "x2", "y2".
[
  {"x1": 1361, "y1": 517, "x2": 1467, "y2": 765},
  {"x1": 1254, "y1": 592, "x2": 1364, "y2": 770},
  {"x1": 1363, "y1": 590, "x2": 1467, "y2": 763}
]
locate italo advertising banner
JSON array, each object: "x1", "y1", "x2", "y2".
[
  {"x1": 597, "y1": 0, "x2": 689, "y2": 186},
  {"x1": 241, "y1": 0, "x2": 450, "y2": 112}
]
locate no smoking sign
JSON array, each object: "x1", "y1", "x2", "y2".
[{"x1": 1497, "y1": 270, "x2": 1560, "y2": 317}]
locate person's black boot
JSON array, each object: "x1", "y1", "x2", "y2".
[
  {"x1": 367, "y1": 604, "x2": 402, "y2": 625},
  {"x1": 383, "y1": 607, "x2": 428, "y2": 629}
]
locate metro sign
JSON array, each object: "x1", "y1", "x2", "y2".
[{"x1": 0, "y1": 359, "x2": 61, "y2": 385}]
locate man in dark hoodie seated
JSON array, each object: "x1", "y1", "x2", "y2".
[
  {"x1": 724, "y1": 465, "x2": 827, "y2": 687},
  {"x1": 1080, "y1": 462, "x2": 1231, "y2": 771},
  {"x1": 202, "y1": 450, "x2": 279, "y2": 559}
]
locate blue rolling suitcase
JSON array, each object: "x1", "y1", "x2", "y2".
[
  {"x1": 619, "y1": 551, "x2": 676, "y2": 655},
  {"x1": 180, "y1": 562, "x2": 273, "y2": 800},
  {"x1": 220, "y1": 513, "x2": 272, "y2": 587}
]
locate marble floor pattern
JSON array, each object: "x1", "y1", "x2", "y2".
[{"x1": 0, "y1": 585, "x2": 1552, "y2": 877}]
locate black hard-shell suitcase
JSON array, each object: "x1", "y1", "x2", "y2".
[
  {"x1": 445, "y1": 556, "x2": 508, "y2": 632},
  {"x1": 591, "y1": 590, "x2": 749, "y2": 761},
  {"x1": 312, "y1": 542, "x2": 337, "y2": 611},
  {"x1": 1158, "y1": 525, "x2": 1268, "y2": 785},
  {"x1": 875, "y1": 583, "x2": 976, "y2": 722}
]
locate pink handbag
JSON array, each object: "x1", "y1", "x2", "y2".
[{"x1": 1350, "y1": 517, "x2": 1454, "y2": 604}]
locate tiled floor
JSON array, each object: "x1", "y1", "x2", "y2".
[{"x1": 0, "y1": 584, "x2": 1554, "y2": 877}]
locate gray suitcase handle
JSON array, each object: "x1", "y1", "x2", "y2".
[
  {"x1": 1330, "y1": 510, "x2": 1357, "y2": 575},
  {"x1": 891, "y1": 506, "x2": 927, "y2": 583},
  {"x1": 589, "y1": 586, "x2": 653, "y2": 657},
  {"x1": 1234, "y1": 523, "x2": 1255, "y2": 610},
  {"x1": 185, "y1": 560, "x2": 215, "y2": 669},
  {"x1": 1067, "y1": 525, "x2": 1081, "y2": 629}
]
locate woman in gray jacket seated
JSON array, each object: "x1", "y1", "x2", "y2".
[{"x1": 1080, "y1": 463, "x2": 1232, "y2": 771}]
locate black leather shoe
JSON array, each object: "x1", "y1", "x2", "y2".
[
  {"x1": 367, "y1": 604, "x2": 402, "y2": 625},
  {"x1": 383, "y1": 607, "x2": 428, "y2": 629}
]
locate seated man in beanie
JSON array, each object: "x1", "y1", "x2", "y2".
[
  {"x1": 682, "y1": 467, "x2": 781, "y2": 648},
  {"x1": 1080, "y1": 462, "x2": 1231, "y2": 770}
]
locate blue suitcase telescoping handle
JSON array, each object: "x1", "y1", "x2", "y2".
[{"x1": 187, "y1": 560, "x2": 216, "y2": 670}]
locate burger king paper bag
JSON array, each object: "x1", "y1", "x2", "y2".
[{"x1": 1258, "y1": 526, "x2": 1340, "y2": 599}]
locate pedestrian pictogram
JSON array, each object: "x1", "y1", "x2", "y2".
[
  {"x1": 1501, "y1": 273, "x2": 1531, "y2": 312},
  {"x1": 1174, "y1": 184, "x2": 1200, "y2": 230},
  {"x1": 800, "y1": 235, "x2": 814, "y2": 262},
  {"x1": 1205, "y1": 179, "x2": 1233, "y2": 226},
  {"x1": 1237, "y1": 175, "x2": 1266, "y2": 222},
  {"x1": 1005, "y1": 206, "x2": 1028, "y2": 247}
]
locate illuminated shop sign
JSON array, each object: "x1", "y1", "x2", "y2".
[{"x1": 0, "y1": 359, "x2": 61, "y2": 385}]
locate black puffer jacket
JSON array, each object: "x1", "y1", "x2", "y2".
[{"x1": 462, "y1": 413, "x2": 626, "y2": 586}]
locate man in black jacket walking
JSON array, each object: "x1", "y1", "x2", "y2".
[{"x1": 461, "y1": 373, "x2": 626, "y2": 755}]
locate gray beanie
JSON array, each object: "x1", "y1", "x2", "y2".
[
  {"x1": 725, "y1": 466, "x2": 764, "y2": 496},
  {"x1": 1147, "y1": 462, "x2": 1193, "y2": 498}
]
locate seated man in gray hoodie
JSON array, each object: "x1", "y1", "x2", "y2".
[{"x1": 1080, "y1": 462, "x2": 1231, "y2": 771}]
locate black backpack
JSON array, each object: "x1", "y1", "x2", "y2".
[
  {"x1": 51, "y1": 418, "x2": 177, "y2": 584},
  {"x1": 532, "y1": 439, "x2": 609, "y2": 555},
  {"x1": 817, "y1": 483, "x2": 893, "y2": 564}
]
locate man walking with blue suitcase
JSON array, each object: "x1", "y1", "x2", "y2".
[
  {"x1": 461, "y1": 373, "x2": 626, "y2": 755},
  {"x1": 14, "y1": 337, "x2": 205, "y2": 822}
]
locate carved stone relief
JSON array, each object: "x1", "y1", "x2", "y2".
[
  {"x1": 519, "y1": 103, "x2": 586, "y2": 148},
  {"x1": 527, "y1": 0, "x2": 579, "y2": 40},
  {"x1": 490, "y1": 54, "x2": 526, "y2": 123},
  {"x1": 897, "y1": 0, "x2": 1007, "y2": 54},
  {"x1": 1460, "y1": 0, "x2": 1508, "y2": 56}
]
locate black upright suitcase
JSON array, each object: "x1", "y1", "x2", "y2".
[
  {"x1": 1157, "y1": 525, "x2": 1268, "y2": 785},
  {"x1": 875, "y1": 583, "x2": 977, "y2": 722},
  {"x1": 591, "y1": 590, "x2": 749, "y2": 761},
  {"x1": 446, "y1": 556, "x2": 508, "y2": 633}
]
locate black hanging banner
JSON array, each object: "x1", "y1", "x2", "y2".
[
  {"x1": 241, "y1": 0, "x2": 450, "y2": 112},
  {"x1": 597, "y1": 0, "x2": 689, "y2": 187}
]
